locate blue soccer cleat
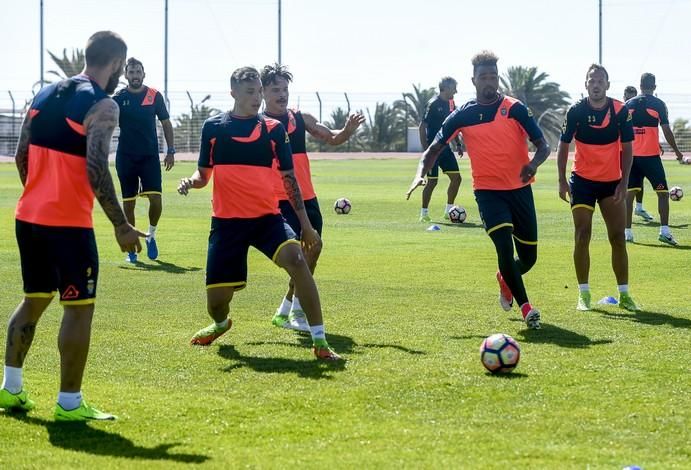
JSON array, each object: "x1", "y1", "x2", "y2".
[{"x1": 146, "y1": 237, "x2": 158, "y2": 260}]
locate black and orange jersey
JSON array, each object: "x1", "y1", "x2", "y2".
[
  {"x1": 423, "y1": 95, "x2": 455, "y2": 144},
  {"x1": 198, "y1": 113, "x2": 293, "y2": 219},
  {"x1": 113, "y1": 86, "x2": 169, "y2": 156},
  {"x1": 625, "y1": 94, "x2": 669, "y2": 157},
  {"x1": 434, "y1": 95, "x2": 543, "y2": 190},
  {"x1": 16, "y1": 75, "x2": 108, "y2": 228},
  {"x1": 560, "y1": 97, "x2": 634, "y2": 182},
  {"x1": 264, "y1": 109, "x2": 316, "y2": 201}
]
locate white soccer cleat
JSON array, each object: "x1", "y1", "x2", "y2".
[{"x1": 285, "y1": 310, "x2": 310, "y2": 332}]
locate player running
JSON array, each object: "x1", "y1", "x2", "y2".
[
  {"x1": 113, "y1": 58, "x2": 175, "y2": 262},
  {"x1": 260, "y1": 63, "x2": 364, "y2": 332},
  {"x1": 624, "y1": 73, "x2": 686, "y2": 246},
  {"x1": 407, "y1": 51, "x2": 550, "y2": 330},
  {"x1": 178, "y1": 66, "x2": 341, "y2": 361},
  {"x1": 418, "y1": 77, "x2": 464, "y2": 222},
  {"x1": 557, "y1": 64, "x2": 639, "y2": 312},
  {"x1": 0, "y1": 31, "x2": 144, "y2": 420}
]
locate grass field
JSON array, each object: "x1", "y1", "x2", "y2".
[{"x1": 0, "y1": 158, "x2": 690, "y2": 469}]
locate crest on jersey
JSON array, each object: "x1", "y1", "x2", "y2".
[{"x1": 500, "y1": 107, "x2": 507, "y2": 116}]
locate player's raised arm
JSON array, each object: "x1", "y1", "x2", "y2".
[
  {"x1": 14, "y1": 108, "x2": 33, "y2": 186},
  {"x1": 302, "y1": 111, "x2": 365, "y2": 146}
]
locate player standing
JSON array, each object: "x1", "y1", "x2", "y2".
[
  {"x1": 407, "y1": 51, "x2": 550, "y2": 329},
  {"x1": 0, "y1": 31, "x2": 144, "y2": 420},
  {"x1": 557, "y1": 64, "x2": 639, "y2": 312},
  {"x1": 113, "y1": 58, "x2": 175, "y2": 262},
  {"x1": 178, "y1": 66, "x2": 341, "y2": 360},
  {"x1": 623, "y1": 85, "x2": 653, "y2": 222},
  {"x1": 260, "y1": 63, "x2": 364, "y2": 332}
]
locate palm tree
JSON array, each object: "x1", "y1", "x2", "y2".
[
  {"x1": 396, "y1": 83, "x2": 436, "y2": 126},
  {"x1": 360, "y1": 102, "x2": 406, "y2": 152},
  {"x1": 672, "y1": 118, "x2": 691, "y2": 151},
  {"x1": 47, "y1": 48, "x2": 85, "y2": 80},
  {"x1": 174, "y1": 93, "x2": 220, "y2": 153},
  {"x1": 500, "y1": 66, "x2": 571, "y2": 148}
]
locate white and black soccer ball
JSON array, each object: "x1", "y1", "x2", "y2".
[
  {"x1": 334, "y1": 197, "x2": 352, "y2": 214},
  {"x1": 480, "y1": 333, "x2": 521, "y2": 374},
  {"x1": 448, "y1": 205, "x2": 467, "y2": 223},
  {"x1": 669, "y1": 186, "x2": 684, "y2": 201}
]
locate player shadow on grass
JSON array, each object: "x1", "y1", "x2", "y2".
[
  {"x1": 1, "y1": 414, "x2": 209, "y2": 463},
  {"x1": 438, "y1": 221, "x2": 484, "y2": 229},
  {"x1": 629, "y1": 241, "x2": 691, "y2": 250},
  {"x1": 453, "y1": 322, "x2": 613, "y2": 349},
  {"x1": 632, "y1": 221, "x2": 689, "y2": 229},
  {"x1": 594, "y1": 308, "x2": 691, "y2": 329},
  {"x1": 118, "y1": 259, "x2": 202, "y2": 274},
  {"x1": 248, "y1": 332, "x2": 425, "y2": 356}
]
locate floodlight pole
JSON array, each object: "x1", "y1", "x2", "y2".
[
  {"x1": 598, "y1": 0, "x2": 602, "y2": 64},
  {"x1": 164, "y1": 0, "x2": 169, "y2": 110},
  {"x1": 278, "y1": 0, "x2": 282, "y2": 64},
  {"x1": 40, "y1": 0, "x2": 44, "y2": 88}
]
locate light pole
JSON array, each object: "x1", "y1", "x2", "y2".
[{"x1": 598, "y1": 0, "x2": 603, "y2": 64}]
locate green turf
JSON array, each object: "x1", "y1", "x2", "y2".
[{"x1": 0, "y1": 158, "x2": 690, "y2": 469}]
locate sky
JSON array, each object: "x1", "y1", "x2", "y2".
[{"x1": 0, "y1": 0, "x2": 690, "y2": 121}]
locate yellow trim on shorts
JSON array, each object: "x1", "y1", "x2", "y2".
[
  {"x1": 443, "y1": 170, "x2": 460, "y2": 174},
  {"x1": 60, "y1": 298, "x2": 95, "y2": 306},
  {"x1": 426, "y1": 176, "x2": 439, "y2": 180},
  {"x1": 655, "y1": 189, "x2": 669, "y2": 193},
  {"x1": 627, "y1": 187, "x2": 642, "y2": 192},
  {"x1": 486, "y1": 222, "x2": 513, "y2": 235},
  {"x1": 122, "y1": 196, "x2": 138, "y2": 202},
  {"x1": 25, "y1": 291, "x2": 57, "y2": 299},
  {"x1": 513, "y1": 235, "x2": 538, "y2": 246},
  {"x1": 207, "y1": 281, "x2": 246, "y2": 290},
  {"x1": 572, "y1": 204, "x2": 595, "y2": 212},
  {"x1": 272, "y1": 239, "x2": 301, "y2": 263},
  {"x1": 139, "y1": 191, "x2": 163, "y2": 197}
]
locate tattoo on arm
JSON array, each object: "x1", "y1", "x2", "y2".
[
  {"x1": 15, "y1": 113, "x2": 32, "y2": 186},
  {"x1": 85, "y1": 100, "x2": 127, "y2": 228},
  {"x1": 282, "y1": 171, "x2": 305, "y2": 211}
]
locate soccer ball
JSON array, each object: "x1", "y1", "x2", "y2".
[
  {"x1": 480, "y1": 333, "x2": 521, "y2": 374},
  {"x1": 334, "y1": 197, "x2": 352, "y2": 214},
  {"x1": 448, "y1": 205, "x2": 467, "y2": 223},
  {"x1": 669, "y1": 186, "x2": 683, "y2": 201}
]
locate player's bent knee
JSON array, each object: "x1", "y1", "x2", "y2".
[{"x1": 276, "y1": 245, "x2": 308, "y2": 274}]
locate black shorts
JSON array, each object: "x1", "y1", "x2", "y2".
[
  {"x1": 278, "y1": 197, "x2": 323, "y2": 238},
  {"x1": 628, "y1": 156, "x2": 668, "y2": 192},
  {"x1": 474, "y1": 185, "x2": 537, "y2": 245},
  {"x1": 206, "y1": 215, "x2": 299, "y2": 289},
  {"x1": 16, "y1": 220, "x2": 98, "y2": 305},
  {"x1": 569, "y1": 172, "x2": 619, "y2": 210},
  {"x1": 427, "y1": 146, "x2": 460, "y2": 178},
  {"x1": 115, "y1": 153, "x2": 162, "y2": 200}
]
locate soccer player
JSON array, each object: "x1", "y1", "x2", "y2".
[
  {"x1": 178, "y1": 66, "x2": 341, "y2": 361},
  {"x1": 418, "y1": 76, "x2": 463, "y2": 222},
  {"x1": 407, "y1": 51, "x2": 550, "y2": 330},
  {"x1": 624, "y1": 73, "x2": 686, "y2": 246},
  {"x1": 557, "y1": 64, "x2": 638, "y2": 312},
  {"x1": 113, "y1": 58, "x2": 175, "y2": 262},
  {"x1": 623, "y1": 85, "x2": 653, "y2": 222},
  {"x1": 0, "y1": 31, "x2": 144, "y2": 420},
  {"x1": 260, "y1": 63, "x2": 364, "y2": 332}
]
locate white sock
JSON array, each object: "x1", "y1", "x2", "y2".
[
  {"x1": 635, "y1": 202, "x2": 643, "y2": 211},
  {"x1": 309, "y1": 324, "x2": 326, "y2": 342},
  {"x1": 625, "y1": 228, "x2": 633, "y2": 238},
  {"x1": 445, "y1": 203, "x2": 454, "y2": 214},
  {"x1": 148, "y1": 225, "x2": 157, "y2": 240},
  {"x1": 660, "y1": 225, "x2": 670, "y2": 236},
  {"x1": 277, "y1": 296, "x2": 292, "y2": 316},
  {"x1": 291, "y1": 296, "x2": 303, "y2": 313},
  {"x1": 420, "y1": 208, "x2": 429, "y2": 216},
  {"x1": 215, "y1": 318, "x2": 229, "y2": 329},
  {"x1": 617, "y1": 284, "x2": 629, "y2": 294},
  {"x1": 57, "y1": 391, "x2": 82, "y2": 411},
  {"x1": 2, "y1": 366, "x2": 23, "y2": 394},
  {"x1": 578, "y1": 283, "x2": 590, "y2": 293}
]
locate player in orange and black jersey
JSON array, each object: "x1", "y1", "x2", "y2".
[
  {"x1": 557, "y1": 64, "x2": 639, "y2": 312},
  {"x1": 178, "y1": 66, "x2": 342, "y2": 361},
  {"x1": 623, "y1": 86, "x2": 654, "y2": 223},
  {"x1": 0, "y1": 31, "x2": 145, "y2": 420},
  {"x1": 260, "y1": 63, "x2": 364, "y2": 332},
  {"x1": 407, "y1": 51, "x2": 551, "y2": 330},
  {"x1": 624, "y1": 73, "x2": 686, "y2": 246},
  {"x1": 418, "y1": 77, "x2": 464, "y2": 222}
]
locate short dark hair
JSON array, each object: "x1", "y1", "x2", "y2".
[
  {"x1": 586, "y1": 63, "x2": 609, "y2": 81},
  {"x1": 640, "y1": 72, "x2": 656, "y2": 90},
  {"x1": 471, "y1": 50, "x2": 498, "y2": 72},
  {"x1": 260, "y1": 63, "x2": 293, "y2": 86},
  {"x1": 439, "y1": 76, "x2": 457, "y2": 91},
  {"x1": 85, "y1": 31, "x2": 127, "y2": 68},
  {"x1": 125, "y1": 57, "x2": 144, "y2": 72},
  {"x1": 230, "y1": 66, "x2": 260, "y2": 89},
  {"x1": 624, "y1": 86, "x2": 637, "y2": 97}
]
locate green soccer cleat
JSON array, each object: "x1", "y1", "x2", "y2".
[
  {"x1": 419, "y1": 214, "x2": 432, "y2": 223},
  {"x1": 618, "y1": 293, "x2": 640, "y2": 312},
  {"x1": 190, "y1": 320, "x2": 232, "y2": 346},
  {"x1": 658, "y1": 233, "x2": 678, "y2": 246},
  {"x1": 576, "y1": 291, "x2": 592, "y2": 311},
  {"x1": 443, "y1": 212, "x2": 451, "y2": 221},
  {"x1": 0, "y1": 388, "x2": 35, "y2": 412},
  {"x1": 54, "y1": 400, "x2": 115, "y2": 421},
  {"x1": 272, "y1": 312, "x2": 289, "y2": 328},
  {"x1": 312, "y1": 340, "x2": 343, "y2": 361}
]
